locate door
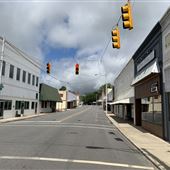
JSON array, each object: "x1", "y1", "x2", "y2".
[
  {"x1": 0, "y1": 101, "x2": 4, "y2": 118},
  {"x1": 127, "y1": 104, "x2": 132, "y2": 120},
  {"x1": 21, "y1": 102, "x2": 24, "y2": 115}
]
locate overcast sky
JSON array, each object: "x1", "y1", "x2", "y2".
[{"x1": 0, "y1": 0, "x2": 170, "y2": 94}]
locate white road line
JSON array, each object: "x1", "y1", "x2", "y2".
[
  {"x1": 0, "y1": 124, "x2": 114, "y2": 130},
  {"x1": 14, "y1": 121, "x2": 61, "y2": 123},
  {"x1": 0, "y1": 156, "x2": 154, "y2": 170},
  {"x1": 58, "y1": 107, "x2": 91, "y2": 122}
]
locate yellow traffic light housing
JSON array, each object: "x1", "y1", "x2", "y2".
[
  {"x1": 112, "y1": 27, "x2": 120, "y2": 49},
  {"x1": 121, "y1": 1, "x2": 133, "y2": 30},
  {"x1": 46, "y1": 62, "x2": 51, "y2": 74}
]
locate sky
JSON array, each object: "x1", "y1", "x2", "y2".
[{"x1": 0, "y1": 0, "x2": 170, "y2": 94}]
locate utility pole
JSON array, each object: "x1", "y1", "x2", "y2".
[
  {"x1": 0, "y1": 38, "x2": 5, "y2": 91},
  {"x1": 105, "y1": 75, "x2": 108, "y2": 115}
]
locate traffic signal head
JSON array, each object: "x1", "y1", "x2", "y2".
[
  {"x1": 111, "y1": 27, "x2": 120, "y2": 49},
  {"x1": 46, "y1": 62, "x2": 51, "y2": 74},
  {"x1": 75, "y1": 64, "x2": 79, "y2": 75},
  {"x1": 121, "y1": 2, "x2": 133, "y2": 30}
]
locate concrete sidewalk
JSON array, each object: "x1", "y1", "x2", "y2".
[
  {"x1": 106, "y1": 113, "x2": 170, "y2": 170},
  {"x1": 0, "y1": 113, "x2": 45, "y2": 123}
]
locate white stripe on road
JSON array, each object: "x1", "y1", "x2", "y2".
[
  {"x1": 0, "y1": 124, "x2": 114, "y2": 130},
  {"x1": 58, "y1": 107, "x2": 91, "y2": 122},
  {"x1": 14, "y1": 121, "x2": 61, "y2": 123},
  {"x1": 0, "y1": 156, "x2": 154, "y2": 170}
]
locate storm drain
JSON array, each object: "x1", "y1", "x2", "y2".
[
  {"x1": 114, "y1": 137, "x2": 124, "y2": 142},
  {"x1": 86, "y1": 146, "x2": 105, "y2": 149},
  {"x1": 108, "y1": 132, "x2": 115, "y2": 135}
]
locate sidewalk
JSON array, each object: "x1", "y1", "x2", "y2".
[
  {"x1": 0, "y1": 113, "x2": 45, "y2": 123},
  {"x1": 106, "y1": 113, "x2": 170, "y2": 170}
]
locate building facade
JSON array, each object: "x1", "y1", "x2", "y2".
[
  {"x1": 160, "y1": 7, "x2": 170, "y2": 141},
  {"x1": 0, "y1": 37, "x2": 41, "y2": 118},
  {"x1": 39, "y1": 83, "x2": 61, "y2": 113},
  {"x1": 132, "y1": 23, "x2": 163, "y2": 138},
  {"x1": 56, "y1": 90, "x2": 67, "y2": 111},
  {"x1": 113, "y1": 58, "x2": 134, "y2": 120}
]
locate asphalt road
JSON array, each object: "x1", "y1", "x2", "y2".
[{"x1": 0, "y1": 106, "x2": 158, "y2": 170}]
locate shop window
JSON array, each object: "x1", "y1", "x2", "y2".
[
  {"x1": 24, "y1": 101, "x2": 29, "y2": 109},
  {"x1": 15, "y1": 101, "x2": 21, "y2": 110},
  {"x1": 4, "y1": 100, "x2": 12, "y2": 110},
  {"x1": 142, "y1": 96, "x2": 162, "y2": 124}
]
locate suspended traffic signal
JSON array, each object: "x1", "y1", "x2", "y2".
[
  {"x1": 75, "y1": 64, "x2": 79, "y2": 75},
  {"x1": 112, "y1": 27, "x2": 120, "y2": 49},
  {"x1": 46, "y1": 62, "x2": 51, "y2": 74},
  {"x1": 121, "y1": 1, "x2": 133, "y2": 30}
]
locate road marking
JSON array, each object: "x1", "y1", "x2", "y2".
[
  {"x1": 58, "y1": 107, "x2": 91, "y2": 122},
  {"x1": 14, "y1": 121, "x2": 61, "y2": 123},
  {"x1": 0, "y1": 156, "x2": 154, "y2": 170},
  {"x1": 0, "y1": 124, "x2": 114, "y2": 130}
]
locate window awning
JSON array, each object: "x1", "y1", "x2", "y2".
[
  {"x1": 112, "y1": 98, "x2": 134, "y2": 105},
  {"x1": 131, "y1": 61, "x2": 160, "y2": 85}
]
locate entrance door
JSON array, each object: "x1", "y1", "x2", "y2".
[
  {"x1": 21, "y1": 102, "x2": 24, "y2": 115},
  {"x1": 35, "y1": 102, "x2": 37, "y2": 114},
  {"x1": 0, "y1": 101, "x2": 4, "y2": 118},
  {"x1": 127, "y1": 104, "x2": 132, "y2": 120}
]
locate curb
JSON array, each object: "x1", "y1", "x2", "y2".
[
  {"x1": 106, "y1": 114, "x2": 168, "y2": 170},
  {"x1": 0, "y1": 114, "x2": 45, "y2": 123}
]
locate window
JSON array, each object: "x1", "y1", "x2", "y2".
[
  {"x1": 31, "y1": 102, "x2": 35, "y2": 109},
  {"x1": 4, "y1": 100, "x2": 12, "y2": 110},
  {"x1": 32, "y1": 75, "x2": 35, "y2": 85},
  {"x1": 60, "y1": 94, "x2": 63, "y2": 97},
  {"x1": 36, "y1": 77, "x2": 39, "y2": 87},
  {"x1": 28, "y1": 73, "x2": 31, "y2": 84},
  {"x1": 142, "y1": 96, "x2": 162, "y2": 124},
  {"x1": 2, "y1": 61, "x2": 6, "y2": 76},
  {"x1": 15, "y1": 101, "x2": 21, "y2": 110},
  {"x1": 36, "y1": 93, "x2": 38, "y2": 99},
  {"x1": 168, "y1": 93, "x2": 170, "y2": 121},
  {"x1": 24, "y1": 101, "x2": 29, "y2": 109},
  {"x1": 22, "y1": 70, "x2": 26, "y2": 83},
  {"x1": 41, "y1": 101, "x2": 47, "y2": 108},
  {"x1": 16, "y1": 68, "x2": 21, "y2": 81},
  {"x1": 9, "y1": 64, "x2": 14, "y2": 79},
  {"x1": 45, "y1": 101, "x2": 47, "y2": 108}
]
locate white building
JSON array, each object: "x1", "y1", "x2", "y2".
[
  {"x1": 113, "y1": 58, "x2": 134, "y2": 120},
  {"x1": 0, "y1": 37, "x2": 41, "y2": 118},
  {"x1": 160, "y1": 7, "x2": 170, "y2": 141}
]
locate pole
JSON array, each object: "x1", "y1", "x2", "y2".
[
  {"x1": 0, "y1": 38, "x2": 5, "y2": 86},
  {"x1": 105, "y1": 74, "x2": 108, "y2": 115}
]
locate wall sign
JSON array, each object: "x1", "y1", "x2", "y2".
[
  {"x1": 137, "y1": 50, "x2": 155, "y2": 72},
  {"x1": 150, "y1": 82, "x2": 158, "y2": 93}
]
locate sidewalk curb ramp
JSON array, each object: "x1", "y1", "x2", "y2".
[{"x1": 106, "y1": 114, "x2": 168, "y2": 170}]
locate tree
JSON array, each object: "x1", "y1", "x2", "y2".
[{"x1": 60, "y1": 86, "x2": 66, "y2": 91}]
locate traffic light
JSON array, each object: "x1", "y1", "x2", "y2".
[
  {"x1": 121, "y1": 1, "x2": 133, "y2": 30},
  {"x1": 75, "y1": 64, "x2": 79, "y2": 75},
  {"x1": 46, "y1": 62, "x2": 51, "y2": 74},
  {"x1": 111, "y1": 27, "x2": 120, "y2": 49}
]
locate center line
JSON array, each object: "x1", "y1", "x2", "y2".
[{"x1": 0, "y1": 156, "x2": 154, "y2": 170}]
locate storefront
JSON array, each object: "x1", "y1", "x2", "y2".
[{"x1": 132, "y1": 23, "x2": 164, "y2": 138}]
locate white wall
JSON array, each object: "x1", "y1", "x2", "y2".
[
  {"x1": 161, "y1": 8, "x2": 170, "y2": 92},
  {"x1": 0, "y1": 38, "x2": 41, "y2": 118},
  {"x1": 114, "y1": 59, "x2": 134, "y2": 101}
]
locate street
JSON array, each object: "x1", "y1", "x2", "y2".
[{"x1": 0, "y1": 106, "x2": 157, "y2": 170}]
